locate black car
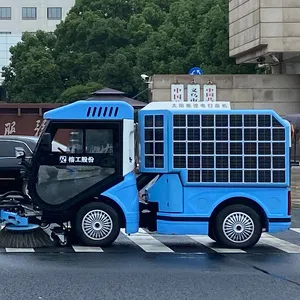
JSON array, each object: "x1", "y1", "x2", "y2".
[{"x1": 0, "y1": 135, "x2": 66, "y2": 194}]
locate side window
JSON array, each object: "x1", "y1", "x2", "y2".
[
  {"x1": 0, "y1": 141, "x2": 31, "y2": 157},
  {"x1": 86, "y1": 129, "x2": 113, "y2": 153},
  {"x1": 36, "y1": 126, "x2": 119, "y2": 206},
  {"x1": 0, "y1": 141, "x2": 13, "y2": 157},
  {"x1": 51, "y1": 128, "x2": 83, "y2": 153},
  {"x1": 51, "y1": 128, "x2": 114, "y2": 154}
]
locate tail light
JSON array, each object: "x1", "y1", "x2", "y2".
[{"x1": 288, "y1": 191, "x2": 291, "y2": 215}]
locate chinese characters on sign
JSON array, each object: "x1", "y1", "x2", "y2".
[
  {"x1": 34, "y1": 119, "x2": 47, "y2": 137},
  {"x1": 4, "y1": 121, "x2": 16, "y2": 135},
  {"x1": 171, "y1": 84, "x2": 184, "y2": 102},
  {"x1": 203, "y1": 84, "x2": 217, "y2": 102},
  {"x1": 187, "y1": 84, "x2": 200, "y2": 102},
  {"x1": 59, "y1": 156, "x2": 95, "y2": 164},
  {"x1": 171, "y1": 101, "x2": 230, "y2": 109}
]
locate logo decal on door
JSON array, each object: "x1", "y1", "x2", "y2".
[{"x1": 59, "y1": 156, "x2": 67, "y2": 163}]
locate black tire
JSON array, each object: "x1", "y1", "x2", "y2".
[
  {"x1": 208, "y1": 225, "x2": 217, "y2": 242},
  {"x1": 75, "y1": 202, "x2": 120, "y2": 247},
  {"x1": 214, "y1": 204, "x2": 262, "y2": 249}
]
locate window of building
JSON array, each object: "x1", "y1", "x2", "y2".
[
  {"x1": 47, "y1": 7, "x2": 62, "y2": 20},
  {"x1": 22, "y1": 7, "x2": 37, "y2": 20},
  {"x1": 0, "y1": 7, "x2": 11, "y2": 20}
]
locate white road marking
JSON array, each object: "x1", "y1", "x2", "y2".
[
  {"x1": 2, "y1": 227, "x2": 300, "y2": 254},
  {"x1": 187, "y1": 235, "x2": 246, "y2": 253},
  {"x1": 72, "y1": 246, "x2": 104, "y2": 252},
  {"x1": 259, "y1": 233, "x2": 300, "y2": 253},
  {"x1": 121, "y1": 228, "x2": 174, "y2": 252},
  {"x1": 290, "y1": 228, "x2": 300, "y2": 234},
  {"x1": 5, "y1": 248, "x2": 35, "y2": 252}
]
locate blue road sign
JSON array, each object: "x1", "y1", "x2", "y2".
[{"x1": 188, "y1": 67, "x2": 204, "y2": 75}]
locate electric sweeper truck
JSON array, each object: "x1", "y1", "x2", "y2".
[{"x1": 0, "y1": 100, "x2": 292, "y2": 249}]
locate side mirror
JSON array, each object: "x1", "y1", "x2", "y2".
[
  {"x1": 15, "y1": 147, "x2": 26, "y2": 159},
  {"x1": 40, "y1": 133, "x2": 52, "y2": 152}
]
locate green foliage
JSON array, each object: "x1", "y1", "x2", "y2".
[
  {"x1": 2, "y1": 31, "x2": 63, "y2": 102},
  {"x1": 58, "y1": 82, "x2": 103, "y2": 103},
  {"x1": 2, "y1": 0, "x2": 257, "y2": 103}
]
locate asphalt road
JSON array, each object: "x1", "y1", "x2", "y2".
[
  {"x1": 1, "y1": 251, "x2": 300, "y2": 300},
  {"x1": 1, "y1": 210, "x2": 300, "y2": 300}
]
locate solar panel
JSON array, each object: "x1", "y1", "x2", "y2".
[
  {"x1": 172, "y1": 113, "x2": 287, "y2": 184},
  {"x1": 144, "y1": 114, "x2": 165, "y2": 169}
]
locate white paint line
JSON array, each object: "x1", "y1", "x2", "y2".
[
  {"x1": 121, "y1": 228, "x2": 174, "y2": 252},
  {"x1": 260, "y1": 233, "x2": 300, "y2": 253},
  {"x1": 187, "y1": 235, "x2": 246, "y2": 253},
  {"x1": 72, "y1": 246, "x2": 104, "y2": 252},
  {"x1": 290, "y1": 228, "x2": 300, "y2": 234},
  {"x1": 5, "y1": 248, "x2": 35, "y2": 253}
]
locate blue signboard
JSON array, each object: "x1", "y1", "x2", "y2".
[{"x1": 188, "y1": 67, "x2": 204, "y2": 75}]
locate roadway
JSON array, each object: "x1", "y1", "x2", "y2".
[{"x1": 0, "y1": 209, "x2": 300, "y2": 300}]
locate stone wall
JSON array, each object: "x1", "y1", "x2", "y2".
[
  {"x1": 229, "y1": 0, "x2": 300, "y2": 65},
  {"x1": 149, "y1": 74, "x2": 300, "y2": 115}
]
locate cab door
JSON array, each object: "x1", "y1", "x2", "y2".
[{"x1": 28, "y1": 120, "x2": 123, "y2": 211}]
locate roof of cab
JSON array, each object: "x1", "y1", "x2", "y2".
[{"x1": 44, "y1": 100, "x2": 134, "y2": 120}]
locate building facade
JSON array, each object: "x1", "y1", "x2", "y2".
[
  {"x1": 148, "y1": 74, "x2": 300, "y2": 116},
  {"x1": 0, "y1": 0, "x2": 75, "y2": 83},
  {"x1": 229, "y1": 0, "x2": 300, "y2": 74}
]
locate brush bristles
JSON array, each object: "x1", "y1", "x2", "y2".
[{"x1": 0, "y1": 228, "x2": 54, "y2": 248}]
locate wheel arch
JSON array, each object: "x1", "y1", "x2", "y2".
[{"x1": 209, "y1": 197, "x2": 268, "y2": 231}]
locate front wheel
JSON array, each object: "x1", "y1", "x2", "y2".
[
  {"x1": 75, "y1": 202, "x2": 120, "y2": 247},
  {"x1": 214, "y1": 204, "x2": 262, "y2": 249}
]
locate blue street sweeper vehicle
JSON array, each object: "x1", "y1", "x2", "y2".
[{"x1": 0, "y1": 100, "x2": 292, "y2": 249}]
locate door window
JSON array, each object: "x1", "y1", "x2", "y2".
[
  {"x1": 0, "y1": 141, "x2": 31, "y2": 157},
  {"x1": 35, "y1": 126, "x2": 118, "y2": 206}
]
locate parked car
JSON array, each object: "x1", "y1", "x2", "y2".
[{"x1": 0, "y1": 135, "x2": 66, "y2": 194}]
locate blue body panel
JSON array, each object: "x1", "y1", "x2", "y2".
[
  {"x1": 147, "y1": 172, "x2": 290, "y2": 235},
  {"x1": 147, "y1": 174, "x2": 183, "y2": 212},
  {"x1": 101, "y1": 171, "x2": 139, "y2": 234},
  {"x1": 44, "y1": 100, "x2": 134, "y2": 120},
  {"x1": 157, "y1": 220, "x2": 208, "y2": 235}
]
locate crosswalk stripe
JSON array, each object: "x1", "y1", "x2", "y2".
[
  {"x1": 120, "y1": 228, "x2": 174, "y2": 252},
  {"x1": 259, "y1": 233, "x2": 300, "y2": 253},
  {"x1": 5, "y1": 248, "x2": 35, "y2": 253},
  {"x1": 72, "y1": 246, "x2": 103, "y2": 252},
  {"x1": 3, "y1": 227, "x2": 300, "y2": 254},
  {"x1": 187, "y1": 235, "x2": 246, "y2": 253}
]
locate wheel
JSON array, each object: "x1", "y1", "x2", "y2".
[
  {"x1": 51, "y1": 232, "x2": 69, "y2": 247},
  {"x1": 214, "y1": 204, "x2": 262, "y2": 249},
  {"x1": 75, "y1": 202, "x2": 120, "y2": 247},
  {"x1": 208, "y1": 225, "x2": 217, "y2": 242}
]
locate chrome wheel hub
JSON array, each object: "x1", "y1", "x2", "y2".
[
  {"x1": 222, "y1": 212, "x2": 254, "y2": 243},
  {"x1": 82, "y1": 209, "x2": 113, "y2": 240}
]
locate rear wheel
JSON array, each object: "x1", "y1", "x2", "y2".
[
  {"x1": 75, "y1": 202, "x2": 120, "y2": 247},
  {"x1": 214, "y1": 204, "x2": 262, "y2": 249}
]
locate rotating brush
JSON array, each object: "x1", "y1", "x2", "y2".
[{"x1": 0, "y1": 224, "x2": 54, "y2": 248}]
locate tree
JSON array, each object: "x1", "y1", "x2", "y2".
[
  {"x1": 58, "y1": 82, "x2": 103, "y2": 103},
  {"x1": 2, "y1": 0, "x2": 257, "y2": 102},
  {"x1": 2, "y1": 31, "x2": 63, "y2": 102}
]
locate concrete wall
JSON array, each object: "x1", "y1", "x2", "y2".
[
  {"x1": 229, "y1": 0, "x2": 300, "y2": 65},
  {"x1": 149, "y1": 74, "x2": 300, "y2": 115}
]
